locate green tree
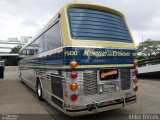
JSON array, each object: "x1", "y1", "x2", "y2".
[
  {"x1": 135, "y1": 55, "x2": 147, "y2": 60},
  {"x1": 136, "y1": 39, "x2": 160, "y2": 59},
  {"x1": 10, "y1": 46, "x2": 22, "y2": 53}
]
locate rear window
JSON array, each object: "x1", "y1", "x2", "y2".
[{"x1": 68, "y1": 7, "x2": 132, "y2": 43}]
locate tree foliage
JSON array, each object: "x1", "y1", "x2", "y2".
[
  {"x1": 10, "y1": 46, "x2": 22, "y2": 53},
  {"x1": 136, "y1": 39, "x2": 160, "y2": 59}
]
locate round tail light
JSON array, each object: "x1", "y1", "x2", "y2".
[
  {"x1": 133, "y1": 86, "x2": 138, "y2": 92},
  {"x1": 133, "y1": 77, "x2": 138, "y2": 83},
  {"x1": 71, "y1": 94, "x2": 77, "y2": 101},
  {"x1": 70, "y1": 61, "x2": 77, "y2": 68},
  {"x1": 71, "y1": 72, "x2": 77, "y2": 78},
  {"x1": 133, "y1": 69, "x2": 138, "y2": 74},
  {"x1": 70, "y1": 83, "x2": 78, "y2": 90},
  {"x1": 133, "y1": 60, "x2": 139, "y2": 66}
]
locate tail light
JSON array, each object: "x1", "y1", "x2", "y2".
[
  {"x1": 71, "y1": 94, "x2": 77, "y2": 101},
  {"x1": 133, "y1": 68, "x2": 138, "y2": 74},
  {"x1": 133, "y1": 77, "x2": 138, "y2": 83},
  {"x1": 71, "y1": 72, "x2": 77, "y2": 78},
  {"x1": 133, "y1": 86, "x2": 138, "y2": 92},
  {"x1": 133, "y1": 60, "x2": 138, "y2": 66},
  {"x1": 70, "y1": 83, "x2": 78, "y2": 90},
  {"x1": 70, "y1": 61, "x2": 77, "y2": 68}
]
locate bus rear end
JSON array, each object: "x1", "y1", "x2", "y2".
[{"x1": 62, "y1": 3, "x2": 138, "y2": 116}]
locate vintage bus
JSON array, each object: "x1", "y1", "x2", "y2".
[{"x1": 19, "y1": 3, "x2": 139, "y2": 116}]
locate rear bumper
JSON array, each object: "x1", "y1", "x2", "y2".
[{"x1": 64, "y1": 95, "x2": 136, "y2": 116}]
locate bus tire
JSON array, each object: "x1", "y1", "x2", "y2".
[{"x1": 37, "y1": 80, "x2": 44, "y2": 101}]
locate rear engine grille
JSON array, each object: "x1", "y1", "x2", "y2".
[
  {"x1": 83, "y1": 70, "x2": 98, "y2": 95},
  {"x1": 120, "y1": 69, "x2": 131, "y2": 90}
]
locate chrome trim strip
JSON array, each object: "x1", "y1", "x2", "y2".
[
  {"x1": 35, "y1": 69, "x2": 66, "y2": 79},
  {"x1": 21, "y1": 76, "x2": 36, "y2": 86},
  {"x1": 64, "y1": 98, "x2": 136, "y2": 116},
  {"x1": 50, "y1": 74, "x2": 65, "y2": 79}
]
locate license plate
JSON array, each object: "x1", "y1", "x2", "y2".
[
  {"x1": 100, "y1": 69, "x2": 118, "y2": 80},
  {"x1": 103, "y1": 84, "x2": 116, "y2": 92}
]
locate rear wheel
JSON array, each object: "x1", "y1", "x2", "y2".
[{"x1": 37, "y1": 81, "x2": 44, "y2": 101}]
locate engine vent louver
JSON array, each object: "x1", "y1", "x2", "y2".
[
  {"x1": 83, "y1": 70, "x2": 98, "y2": 95},
  {"x1": 120, "y1": 69, "x2": 131, "y2": 90}
]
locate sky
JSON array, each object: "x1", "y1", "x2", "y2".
[{"x1": 0, "y1": 0, "x2": 160, "y2": 46}]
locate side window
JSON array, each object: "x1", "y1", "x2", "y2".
[
  {"x1": 44, "y1": 21, "x2": 61, "y2": 51},
  {"x1": 26, "y1": 46, "x2": 29, "y2": 55},
  {"x1": 26, "y1": 42, "x2": 35, "y2": 55},
  {"x1": 22, "y1": 49, "x2": 27, "y2": 56},
  {"x1": 19, "y1": 49, "x2": 26, "y2": 58},
  {"x1": 35, "y1": 35, "x2": 44, "y2": 54}
]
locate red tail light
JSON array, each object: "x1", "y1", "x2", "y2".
[
  {"x1": 133, "y1": 69, "x2": 138, "y2": 74},
  {"x1": 133, "y1": 86, "x2": 138, "y2": 92},
  {"x1": 133, "y1": 77, "x2": 138, "y2": 83},
  {"x1": 71, "y1": 94, "x2": 77, "y2": 101},
  {"x1": 71, "y1": 72, "x2": 77, "y2": 78}
]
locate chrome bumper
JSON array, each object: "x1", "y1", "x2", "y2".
[{"x1": 64, "y1": 95, "x2": 136, "y2": 116}]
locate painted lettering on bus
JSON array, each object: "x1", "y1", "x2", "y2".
[
  {"x1": 83, "y1": 50, "x2": 131, "y2": 57},
  {"x1": 65, "y1": 51, "x2": 78, "y2": 56},
  {"x1": 83, "y1": 50, "x2": 107, "y2": 57},
  {"x1": 112, "y1": 51, "x2": 130, "y2": 56}
]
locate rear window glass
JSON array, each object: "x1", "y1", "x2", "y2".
[{"x1": 68, "y1": 7, "x2": 132, "y2": 43}]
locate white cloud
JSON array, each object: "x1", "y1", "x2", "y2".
[{"x1": 0, "y1": 0, "x2": 160, "y2": 46}]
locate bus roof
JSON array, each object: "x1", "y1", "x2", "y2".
[
  {"x1": 20, "y1": 3, "x2": 132, "y2": 53},
  {"x1": 65, "y1": 3, "x2": 125, "y2": 18}
]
